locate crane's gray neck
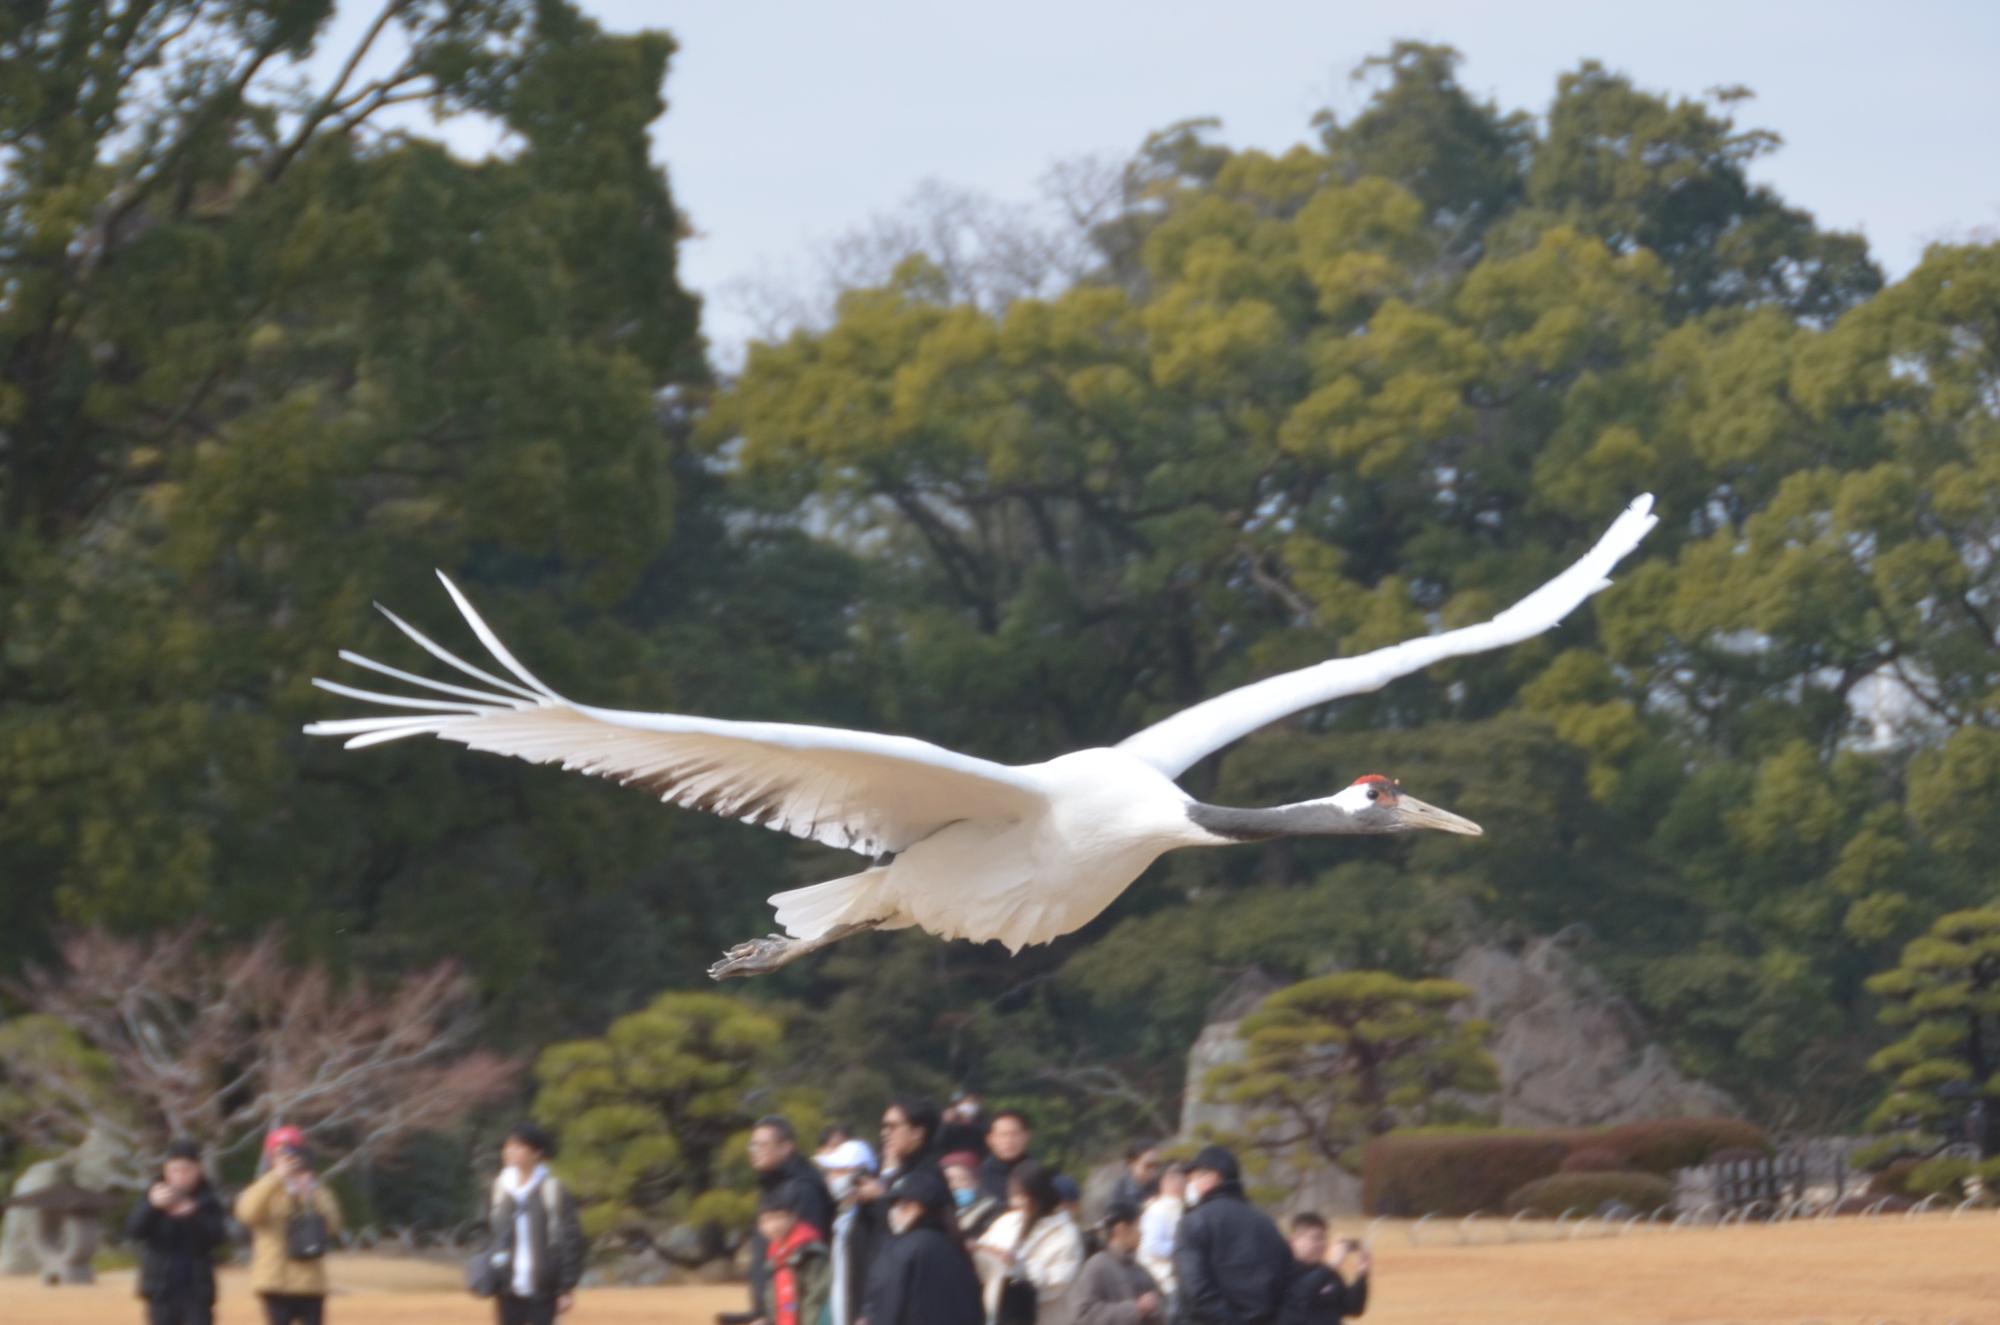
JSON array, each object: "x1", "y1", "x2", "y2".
[{"x1": 1185, "y1": 800, "x2": 1361, "y2": 843}]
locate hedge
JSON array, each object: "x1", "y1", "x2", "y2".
[
  {"x1": 1505, "y1": 1172, "x2": 1673, "y2": 1217},
  {"x1": 1595, "y1": 1118, "x2": 1769, "y2": 1174},
  {"x1": 1558, "y1": 1147, "x2": 1624, "y2": 1173},
  {"x1": 1363, "y1": 1117, "x2": 1771, "y2": 1214},
  {"x1": 1363, "y1": 1134, "x2": 1578, "y2": 1216}
]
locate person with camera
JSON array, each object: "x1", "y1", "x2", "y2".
[
  {"x1": 124, "y1": 1138, "x2": 229, "y2": 1325},
  {"x1": 235, "y1": 1126, "x2": 343, "y2": 1325},
  {"x1": 478, "y1": 1122, "x2": 585, "y2": 1325},
  {"x1": 1275, "y1": 1214, "x2": 1369, "y2": 1325}
]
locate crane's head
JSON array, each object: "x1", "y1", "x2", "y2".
[{"x1": 1328, "y1": 774, "x2": 1483, "y2": 836}]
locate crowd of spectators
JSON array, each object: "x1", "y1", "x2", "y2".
[
  {"x1": 742, "y1": 1096, "x2": 1372, "y2": 1325},
  {"x1": 113, "y1": 1097, "x2": 1368, "y2": 1325}
]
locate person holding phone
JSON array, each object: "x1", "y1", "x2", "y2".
[
  {"x1": 125, "y1": 1139, "x2": 229, "y2": 1325},
  {"x1": 235, "y1": 1126, "x2": 344, "y2": 1325},
  {"x1": 1276, "y1": 1213, "x2": 1369, "y2": 1324}
]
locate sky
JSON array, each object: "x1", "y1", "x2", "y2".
[{"x1": 319, "y1": 1, "x2": 2000, "y2": 362}]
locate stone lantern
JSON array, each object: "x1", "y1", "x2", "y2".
[{"x1": 1, "y1": 1178, "x2": 124, "y2": 1285}]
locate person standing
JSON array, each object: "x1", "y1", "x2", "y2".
[
  {"x1": 748, "y1": 1115, "x2": 835, "y2": 1324},
  {"x1": 757, "y1": 1191, "x2": 832, "y2": 1325},
  {"x1": 483, "y1": 1123, "x2": 585, "y2": 1325},
  {"x1": 938, "y1": 1091, "x2": 989, "y2": 1159},
  {"x1": 814, "y1": 1138, "x2": 876, "y2": 1325},
  {"x1": 1275, "y1": 1214, "x2": 1369, "y2": 1325},
  {"x1": 1136, "y1": 1163, "x2": 1185, "y2": 1307},
  {"x1": 860, "y1": 1168, "x2": 984, "y2": 1325},
  {"x1": 1172, "y1": 1146, "x2": 1290, "y2": 1325},
  {"x1": 977, "y1": 1110, "x2": 1033, "y2": 1202},
  {"x1": 1108, "y1": 1143, "x2": 1161, "y2": 1214},
  {"x1": 1070, "y1": 1202, "x2": 1164, "y2": 1325},
  {"x1": 125, "y1": 1139, "x2": 229, "y2": 1325},
  {"x1": 974, "y1": 1161, "x2": 1086, "y2": 1325},
  {"x1": 940, "y1": 1151, "x2": 1002, "y2": 1238},
  {"x1": 850, "y1": 1097, "x2": 945, "y2": 1320},
  {"x1": 235, "y1": 1126, "x2": 343, "y2": 1325}
]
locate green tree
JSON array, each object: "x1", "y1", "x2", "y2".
[
  {"x1": 531, "y1": 992, "x2": 820, "y2": 1257},
  {"x1": 1864, "y1": 908, "x2": 2000, "y2": 1163},
  {"x1": 1202, "y1": 972, "x2": 1497, "y2": 1179}
]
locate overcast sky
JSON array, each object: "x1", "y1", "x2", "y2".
[{"x1": 322, "y1": 2, "x2": 2000, "y2": 361}]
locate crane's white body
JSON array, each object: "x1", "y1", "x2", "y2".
[
  {"x1": 775, "y1": 748, "x2": 1206, "y2": 952},
  {"x1": 306, "y1": 495, "x2": 1659, "y2": 960}
]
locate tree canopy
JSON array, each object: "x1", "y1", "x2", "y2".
[{"x1": 5, "y1": 14, "x2": 1998, "y2": 1206}]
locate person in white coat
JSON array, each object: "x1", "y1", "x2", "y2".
[
  {"x1": 973, "y1": 1161, "x2": 1085, "y2": 1325},
  {"x1": 1136, "y1": 1163, "x2": 1185, "y2": 1307}
]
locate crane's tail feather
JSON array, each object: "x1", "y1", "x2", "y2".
[{"x1": 769, "y1": 867, "x2": 899, "y2": 941}]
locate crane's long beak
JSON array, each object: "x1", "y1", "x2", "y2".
[{"x1": 1393, "y1": 795, "x2": 1484, "y2": 836}]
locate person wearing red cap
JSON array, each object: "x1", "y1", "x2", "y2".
[{"x1": 235, "y1": 1126, "x2": 344, "y2": 1325}]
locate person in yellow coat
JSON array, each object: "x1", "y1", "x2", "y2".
[{"x1": 234, "y1": 1126, "x2": 344, "y2": 1325}]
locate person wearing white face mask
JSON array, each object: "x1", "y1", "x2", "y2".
[{"x1": 813, "y1": 1138, "x2": 877, "y2": 1325}]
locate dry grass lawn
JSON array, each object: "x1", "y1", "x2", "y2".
[{"x1": 3, "y1": 1213, "x2": 1994, "y2": 1324}]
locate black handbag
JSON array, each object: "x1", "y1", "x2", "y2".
[
  {"x1": 997, "y1": 1273, "x2": 1039, "y2": 1325},
  {"x1": 285, "y1": 1208, "x2": 330, "y2": 1260},
  {"x1": 465, "y1": 1248, "x2": 504, "y2": 1298}
]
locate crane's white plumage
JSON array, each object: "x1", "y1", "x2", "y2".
[
  {"x1": 306, "y1": 580, "x2": 1049, "y2": 860},
  {"x1": 306, "y1": 495, "x2": 1659, "y2": 974},
  {"x1": 1115, "y1": 494, "x2": 1659, "y2": 776}
]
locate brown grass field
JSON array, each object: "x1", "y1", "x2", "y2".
[{"x1": 4, "y1": 1214, "x2": 1995, "y2": 1325}]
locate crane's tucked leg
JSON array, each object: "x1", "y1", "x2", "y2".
[{"x1": 707, "y1": 919, "x2": 882, "y2": 980}]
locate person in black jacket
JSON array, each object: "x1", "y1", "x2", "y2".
[
  {"x1": 1172, "y1": 1145, "x2": 1293, "y2": 1325},
  {"x1": 1276, "y1": 1213, "x2": 1369, "y2": 1324},
  {"x1": 977, "y1": 1109, "x2": 1033, "y2": 1201},
  {"x1": 124, "y1": 1139, "x2": 229, "y2": 1325},
  {"x1": 860, "y1": 1167, "x2": 984, "y2": 1325},
  {"x1": 747, "y1": 1115, "x2": 836, "y2": 1323},
  {"x1": 484, "y1": 1122, "x2": 586, "y2": 1325}
]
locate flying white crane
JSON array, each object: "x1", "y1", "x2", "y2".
[{"x1": 307, "y1": 495, "x2": 1657, "y2": 978}]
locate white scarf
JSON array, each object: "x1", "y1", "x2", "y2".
[{"x1": 498, "y1": 1164, "x2": 549, "y2": 1298}]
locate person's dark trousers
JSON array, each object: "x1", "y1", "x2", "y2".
[
  {"x1": 145, "y1": 1294, "x2": 214, "y2": 1325},
  {"x1": 259, "y1": 1293, "x2": 325, "y2": 1325},
  {"x1": 497, "y1": 1294, "x2": 558, "y2": 1325}
]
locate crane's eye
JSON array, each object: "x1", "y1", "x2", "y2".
[{"x1": 1365, "y1": 788, "x2": 1379, "y2": 802}]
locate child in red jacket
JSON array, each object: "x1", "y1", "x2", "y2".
[{"x1": 758, "y1": 1193, "x2": 831, "y2": 1325}]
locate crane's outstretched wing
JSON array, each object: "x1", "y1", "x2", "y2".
[
  {"x1": 1116, "y1": 494, "x2": 1660, "y2": 778},
  {"x1": 304, "y1": 574, "x2": 1049, "y2": 858}
]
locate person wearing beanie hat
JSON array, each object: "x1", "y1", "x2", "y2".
[
  {"x1": 860, "y1": 1167, "x2": 983, "y2": 1325},
  {"x1": 1069, "y1": 1199, "x2": 1165, "y2": 1325},
  {"x1": 939, "y1": 1150, "x2": 1002, "y2": 1238},
  {"x1": 1174, "y1": 1145, "x2": 1292, "y2": 1324},
  {"x1": 125, "y1": 1139, "x2": 229, "y2": 1325},
  {"x1": 235, "y1": 1126, "x2": 344, "y2": 1324}
]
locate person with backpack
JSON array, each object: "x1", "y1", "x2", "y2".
[
  {"x1": 234, "y1": 1126, "x2": 343, "y2": 1325},
  {"x1": 124, "y1": 1138, "x2": 229, "y2": 1325},
  {"x1": 478, "y1": 1122, "x2": 585, "y2": 1325}
]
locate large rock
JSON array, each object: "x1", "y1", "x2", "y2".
[
  {"x1": 1176, "y1": 938, "x2": 1733, "y2": 1214},
  {"x1": 1448, "y1": 935, "x2": 1734, "y2": 1127}
]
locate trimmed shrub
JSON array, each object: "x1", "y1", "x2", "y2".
[
  {"x1": 1505, "y1": 1172, "x2": 1673, "y2": 1217},
  {"x1": 1905, "y1": 1156, "x2": 1976, "y2": 1198},
  {"x1": 1363, "y1": 1133, "x2": 1577, "y2": 1215},
  {"x1": 1596, "y1": 1118, "x2": 1769, "y2": 1174},
  {"x1": 1866, "y1": 1158, "x2": 1922, "y2": 1197},
  {"x1": 1559, "y1": 1147, "x2": 1625, "y2": 1173}
]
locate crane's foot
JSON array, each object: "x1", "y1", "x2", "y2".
[{"x1": 708, "y1": 934, "x2": 795, "y2": 980}]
